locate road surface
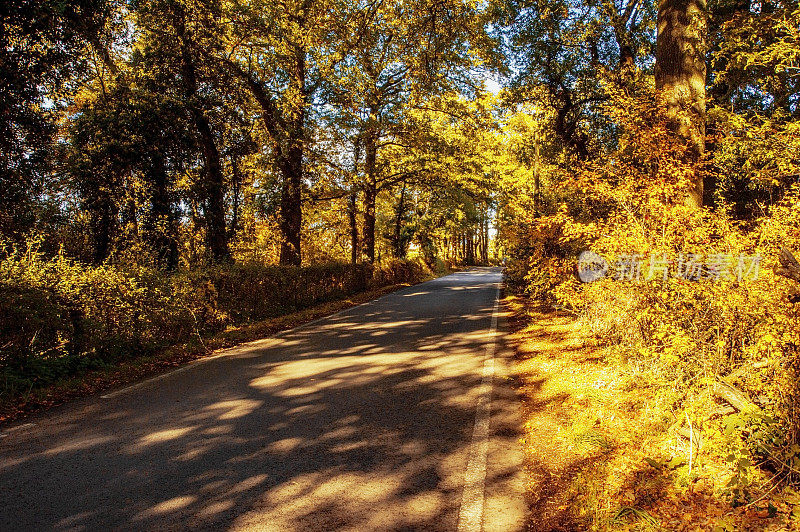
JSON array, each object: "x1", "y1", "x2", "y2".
[{"x1": 0, "y1": 267, "x2": 526, "y2": 531}]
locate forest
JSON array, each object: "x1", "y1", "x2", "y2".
[{"x1": 1, "y1": 0, "x2": 799, "y2": 528}]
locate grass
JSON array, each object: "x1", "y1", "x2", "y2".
[
  {"x1": 506, "y1": 295, "x2": 798, "y2": 531},
  {"x1": 0, "y1": 281, "x2": 419, "y2": 426}
]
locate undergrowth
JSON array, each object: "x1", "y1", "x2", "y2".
[
  {"x1": 509, "y1": 297, "x2": 800, "y2": 531},
  {"x1": 0, "y1": 240, "x2": 432, "y2": 400},
  {"x1": 503, "y1": 86, "x2": 800, "y2": 530}
]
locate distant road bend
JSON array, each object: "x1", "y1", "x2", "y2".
[{"x1": 0, "y1": 267, "x2": 526, "y2": 531}]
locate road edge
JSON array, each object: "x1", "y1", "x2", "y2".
[{"x1": 457, "y1": 280, "x2": 502, "y2": 531}]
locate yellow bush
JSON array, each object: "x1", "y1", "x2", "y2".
[{"x1": 506, "y1": 85, "x2": 800, "y2": 492}]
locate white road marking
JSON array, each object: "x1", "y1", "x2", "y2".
[{"x1": 457, "y1": 283, "x2": 501, "y2": 532}]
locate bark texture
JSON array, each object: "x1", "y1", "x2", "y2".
[{"x1": 655, "y1": 0, "x2": 708, "y2": 207}]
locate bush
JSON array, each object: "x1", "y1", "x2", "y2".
[
  {"x1": 505, "y1": 85, "x2": 800, "y2": 494},
  {"x1": 0, "y1": 243, "x2": 432, "y2": 394}
]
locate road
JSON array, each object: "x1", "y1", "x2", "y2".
[{"x1": 0, "y1": 267, "x2": 526, "y2": 531}]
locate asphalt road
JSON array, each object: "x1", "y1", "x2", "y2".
[{"x1": 0, "y1": 267, "x2": 526, "y2": 531}]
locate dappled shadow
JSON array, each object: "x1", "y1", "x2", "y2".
[
  {"x1": 525, "y1": 457, "x2": 593, "y2": 532},
  {"x1": 0, "y1": 268, "x2": 519, "y2": 530},
  {"x1": 504, "y1": 300, "x2": 597, "y2": 531}
]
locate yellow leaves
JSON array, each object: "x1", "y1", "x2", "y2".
[
  {"x1": 660, "y1": 349, "x2": 681, "y2": 365},
  {"x1": 760, "y1": 332, "x2": 778, "y2": 347},
  {"x1": 501, "y1": 8, "x2": 800, "y2": 523}
]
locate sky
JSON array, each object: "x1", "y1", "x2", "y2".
[{"x1": 485, "y1": 78, "x2": 502, "y2": 95}]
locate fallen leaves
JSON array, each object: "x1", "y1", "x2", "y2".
[{"x1": 510, "y1": 296, "x2": 800, "y2": 531}]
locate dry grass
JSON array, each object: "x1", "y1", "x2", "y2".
[{"x1": 507, "y1": 295, "x2": 797, "y2": 531}]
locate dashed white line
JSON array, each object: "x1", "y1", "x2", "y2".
[{"x1": 457, "y1": 283, "x2": 501, "y2": 532}]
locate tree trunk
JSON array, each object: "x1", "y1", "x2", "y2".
[
  {"x1": 655, "y1": 0, "x2": 708, "y2": 207},
  {"x1": 533, "y1": 132, "x2": 541, "y2": 214},
  {"x1": 483, "y1": 211, "x2": 490, "y2": 264},
  {"x1": 362, "y1": 181, "x2": 376, "y2": 264},
  {"x1": 278, "y1": 139, "x2": 303, "y2": 266},
  {"x1": 554, "y1": 89, "x2": 591, "y2": 160},
  {"x1": 349, "y1": 139, "x2": 361, "y2": 264},
  {"x1": 476, "y1": 212, "x2": 484, "y2": 264},
  {"x1": 146, "y1": 156, "x2": 179, "y2": 269},
  {"x1": 229, "y1": 156, "x2": 242, "y2": 239},
  {"x1": 348, "y1": 191, "x2": 359, "y2": 265},
  {"x1": 278, "y1": 42, "x2": 306, "y2": 266},
  {"x1": 361, "y1": 126, "x2": 378, "y2": 264},
  {"x1": 198, "y1": 122, "x2": 230, "y2": 263},
  {"x1": 175, "y1": 13, "x2": 230, "y2": 263},
  {"x1": 90, "y1": 193, "x2": 117, "y2": 264},
  {"x1": 392, "y1": 181, "x2": 407, "y2": 258}
]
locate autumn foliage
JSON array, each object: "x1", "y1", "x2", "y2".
[{"x1": 502, "y1": 76, "x2": 800, "y2": 526}]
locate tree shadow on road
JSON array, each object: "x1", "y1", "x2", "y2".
[{"x1": 0, "y1": 269, "x2": 520, "y2": 531}]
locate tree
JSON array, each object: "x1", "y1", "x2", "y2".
[
  {"x1": 0, "y1": 0, "x2": 116, "y2": 241},
  {"x1": 398, "y1": 95, "x2": 499, "y2": 265},
  {"x1": 326, "y1": 0, "x2": 498, "y2": 262},
  {"x1": 67, "y1": 81, "x2": 192, "y2": 267},
  {"x1": 706, "y1": 1, "x2": 799, "y2": 214},
  {"x1": 504, "y1": 0, "x2": 657, "y2": 160},
  {"x1": 655, "y1": 0, "x2": 708, "y2": 207},
  {"x1": 133, "y1": 0, "x2": 232, "y2": 263},
  {"x1": 210, "y1": 0, "x2": 351, "y2": 265}
]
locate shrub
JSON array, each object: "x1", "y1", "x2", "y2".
[
  {"x1": 505, "y1": 85, "x2": 800, "y2": 493},
  {"x1": 0, "y1": 242, "x2": 432, "y2": 395}
]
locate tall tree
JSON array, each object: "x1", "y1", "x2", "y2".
[
  {"x1": 132, "y1": 0, "x2": 232, "y2": 262},
  {"x1": 0, "y1": 0, "x2": 115, "y2": 240},
  {"x1": 172, "y1": 4, "x2": 230, "y2": 262},
  {"x1": 215, "y1": 0, "x2": 346, "y2": 265},
  {"x1": 327, "y1": 0, "x2": 498, "y2": 262},
  {"x1": 655, "y1": 0, "x2": 708, "y2": 207}
]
